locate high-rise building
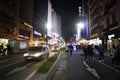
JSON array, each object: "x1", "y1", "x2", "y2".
[
  {"x1": 52, "y1": 9, "x2": 61, "y2": 38},
  {"x1": 88, "y1": 0, "x2": 120, "y2": 49},
  {"x1": 88, "y1": 0, "x2": 104, "y2": 40},
  {"x1": 0, "y1": 0, "x2": 33, "y2": 53},
  {"x1": 19, "y1": 0, "x2": 33, "y2": 25},
  {"x1": 0, "y1": 0, "x2": 18, "y2": 39},
  {"x1": 77, "y1": 0, "x2": 88, "y2": 40},
  {"x1": 33, "y1": 0, "x2": 48, "y2": 38},
  {"x1": 103, "y1": 0, "x2": 120, "y2": 49}
]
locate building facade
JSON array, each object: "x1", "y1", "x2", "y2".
[
  {"x1": 52, "y1": 9, "x2": 62, "y2": 39},
  {"x1": 88, "y1": 0, "x2": 104, "y2": 44},
  {"x1": 103, "y1": 0, "x2": 120, "y2": 49},
  {"x1": 0, "y1": 0, "x2": 33, "y2": 53},
  {"x1": 33, "y1": 0, "x2": 48, "y2": 38},
  {"x1": 88, "y1": 0, "x2": 120, "y2": 49},
  {"x1": 0, "y1": 0, "x2": 61, "y2": 53}
]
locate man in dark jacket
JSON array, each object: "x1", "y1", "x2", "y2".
[
  {"x1": 68, "y1": 45, "x2": 73, "y2": 56},
  {"x1": 97, "y1": 44, "x2": 105, "y2": 62},
  {"x1": 87, "y1": 44, "x2": 94, "y2": 61},
  {"x1": 83, "y1": 45, "x2": 88, "y2": 61}
]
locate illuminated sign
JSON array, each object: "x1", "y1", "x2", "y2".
[
  {"x1": 34, "y1": 31, "x2": 42, "y2": 36},
  {"x1": 108, "y1": 34, "x2": 115, "y2": 39}
]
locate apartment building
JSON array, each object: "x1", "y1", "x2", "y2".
[
  {"x1": 88, "y1": 0, "x2": 120, "y2": 49},
  {"x1": 103, "y1": 0, "x2": 120, "y2": 49},
  {"x1": 0, "y1": 0, "x2": 32, "y2": 53},
  {"x1": 88, "y1": 0, "x2": 104, "y2": 42}
]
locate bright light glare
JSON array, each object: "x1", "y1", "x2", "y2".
[
  {"x1": 23, "y1": 53, "x2": 29, "y2": 56},
  {"x1": 46, "y1": 23, "x2": 51, "y2": 29},
  {"x1": 34, "y1": 53, "x2": 41, "y2": 57},
  {"x1": 77, "y1": 23, "x2": 84, "y2": 29}
]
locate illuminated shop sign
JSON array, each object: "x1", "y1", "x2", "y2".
[
  {"x1": 108, "y1": 34, "x2": 115, "y2": 39},
  {"x1": 34, "y1": 31, "x2": 42, "y2": 36}
]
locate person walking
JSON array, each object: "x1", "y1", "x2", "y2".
[
  {"x1": 68, "y1": 45, "x2": 73, "y2": 56},
  {"x1": 83, "y1": 45, "x2": 88, "y2": 61},
  {"x1": 87, "y1": 44, "x2": 94, "y2": 61},
  {"x1": 0, "y1": 43, "x2": 3, "y2": 55},
  {"x1": 97, "y1": 44, "x2": 105, "y2": 62}
]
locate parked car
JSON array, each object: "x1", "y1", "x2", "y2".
[{"x1": 23, "y1": 46, "x2": 49, "y2": 60}]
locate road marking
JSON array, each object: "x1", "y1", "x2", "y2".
[
  {"x1": 0, "y1": 60, "x2": 8, "y2": 63},
  {"x1": 101, "y1": 62, "x2": 120, "y2": 74},
  {"x1": 83, "y1": 61, "x2": 100, "y2": 80},
  {"x1": 5, "y1": 62, "x2": 34, "y2": 77},
  {"x1": 5, "y1": 67, "x2": 26, "y2": 77},
  {"x1": 0, "y1": 61, "x2": 22, "y2": 70},
  {"x1": 117, "y1": 65, "x2": 120, "y2": 68},
  {"x1": 25, "y1": 70, "x2": 36, "y2": 80}
]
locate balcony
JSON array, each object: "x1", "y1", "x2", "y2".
[
  {"x1": 104, "y1": 0, "x2": 117, "y2": 15},
  {"x1": 110, "y1": 22, "x2": 118, "y2": 28}
]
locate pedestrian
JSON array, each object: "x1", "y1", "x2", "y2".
[
  {"x1": 83, "y1": 45, "x2": 88, "y2": 61},
  {"x1": 79, "y1": 43, "x2": 84, "y2": 55},
  {"x1": 0, "y1": 43, "x2": 3, "y2": 55},
  {"x1": 3, "y1": 44, "x2": 7, "y2": 56},
  {"x1": 87, "y1": 44, "x2": 94, "y2": 61},
  {"x1": 68, "y1": 45, "x2": 73, "y2": 56},
  {"x1": 97, "y1": 44, "x2": 105, "y2": 62},
  {"x1": 7, "y1": 44, "x2": 12, "y2": 54}
]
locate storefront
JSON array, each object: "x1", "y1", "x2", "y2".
[
  {"x1": 103, "y1": 26, "x2": 120, "y2": 50},
  {"x1": 0, "y1": 38, "x2": 29, "y2": 54},
  {"x1": 88, "y1": 38, "x2": 102, "y2": 45}
]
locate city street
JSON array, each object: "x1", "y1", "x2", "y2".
[
  {"x1": 0, "y1": 0, "x2": 120, "y2": 80},
  {"x1": 64, "y1": 50, "x2": 120, "y2": 80},
  {"x1": 0, "y1": 54, "x2": 43, "y2": 80}
]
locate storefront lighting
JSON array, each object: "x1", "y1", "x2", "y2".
[
  {"x1": 108, "y1": 34, "x2": 115, "y2": 40},
  {"x1": 34, "y1": 31, "x2": 42, "y2": 36}
]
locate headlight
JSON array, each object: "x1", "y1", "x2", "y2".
[
  {"x1": 34, "y1": 53, "x2": 41, "y2": 57},
  {"x1": 52, "y1": 48, "x2": 54, "y2": 50},
  {"x1": 23, "y1": 53, "x2": 29, "y2": 56}
]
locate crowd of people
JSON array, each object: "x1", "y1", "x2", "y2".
[
  {"x1": 82, "y1": 43, "x2": 105, "y2": 62},
  {"x1": 66, "y1": 43, "x2": 120, "y2": 64}
]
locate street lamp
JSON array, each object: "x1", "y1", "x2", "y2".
[
  {"x1": 77, "y1": 22, "x2": 84, "y2": 29},
  {"x1": 77, "y1": 22, "x2": 84, "y2": 40}
]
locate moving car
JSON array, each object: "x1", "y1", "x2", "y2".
[
  {"x1": 23, "y1": 45, "x2": 49, "y2": 60},
  {"x1": 51, "y1": 45, "x2": 60, "y2": 52}
]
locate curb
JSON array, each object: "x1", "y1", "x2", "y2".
[{"x1": 46, "y1": 51, "x2": 65, "y2": 80}]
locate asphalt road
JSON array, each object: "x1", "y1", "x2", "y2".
[
  {"x1": 0, "y1": 55, "x2": 42, "y2": 80},
  {"x1": 0, "y1": 51, "x2": 120, "y2": 80},
  {"x1": 64, "y1": 51, "x2": 120, "y2": 80}
]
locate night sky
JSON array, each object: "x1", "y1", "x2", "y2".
[{"x1": 51, "y1": 0, "x2": 82, "y2": 42}]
